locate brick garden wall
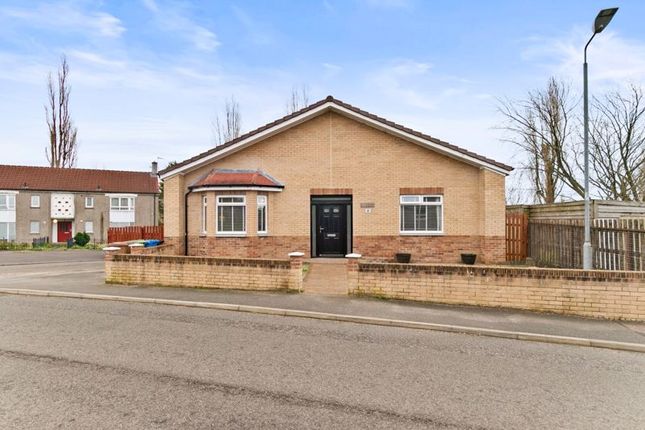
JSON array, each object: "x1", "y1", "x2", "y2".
[
  {"x1": 349, "y1": 261, "x2": 645, "y2": 321},
  {"x1": 105, "y1": 253, "x2": 303, "y2": 291}
]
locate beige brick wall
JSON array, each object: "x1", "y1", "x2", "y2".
[
  {"x1": 164, "y1": 111, "x2": 507, "y2": 261},
  {"x1": 351, "y1": 262, "x2": 645, "y2": 321},
  {"x1": 105, "y1": 253, "x2": 303, "y2": 291}
]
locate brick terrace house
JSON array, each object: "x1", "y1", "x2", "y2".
[
  {"x1": 160, "y1": 96, "x2": 513, "y2": 263},
  {"x1": 0, "y1": 164, "x2": 159, "y2": 244}
]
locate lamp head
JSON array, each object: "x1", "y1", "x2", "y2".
[{"x1": 593, "y1": 8, "x2": 618, "y2": 34}]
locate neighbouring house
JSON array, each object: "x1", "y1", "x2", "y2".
[
  {"x1": 159, "y1": 96, "x2": 513, "y2": 263},
  {"x1": 0, "y1": 164, "x2": 160, "y2": 244}
]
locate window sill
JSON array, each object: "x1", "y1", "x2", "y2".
[
  {"x1": 215, "y1": 233, "x2": 247, "y2": 238},
  {"x1": 399, "y1": 232, "x2": 444, "y2": 236},
  {"x1": 257, "y1": 232, "x2": 269, "y2": 237}
]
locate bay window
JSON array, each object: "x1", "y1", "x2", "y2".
[{"x1": 400, "y1": 195, "x2": 443, "y2": 234}]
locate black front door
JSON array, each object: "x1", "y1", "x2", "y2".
[{"x1": 316, "y1": 204, "x2": 347, "y2": 256}]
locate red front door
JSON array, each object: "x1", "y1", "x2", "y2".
[{"x1": 57, "y1": 221, "x2": 72, "y2": 243}]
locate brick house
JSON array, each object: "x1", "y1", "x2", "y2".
[
  {"x1": 0, "y1": 164, "x2": 159, "y2": 244},
  {"x1": 159, "y1": 96, "x2": 513, "y2": 263}
]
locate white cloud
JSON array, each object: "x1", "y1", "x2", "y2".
[
  {"x1": 521, "y1": 28, "x2": 645, "y2": 91},
  {"x1": 0, "y1": 2, "x2": 125, "y2": 38},
  {"x1": 141, "y1": 0, "x2": 220, "y2": 52},
  {"x1": 322, "y1": 62, "x2": 342, "y2": 78},
  {"x1": 368, "y1": 59, "x2": 436, "y2": 109}
]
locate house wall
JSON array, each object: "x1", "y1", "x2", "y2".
[
  {"x1": 165, "y1": 112, "x2": 507, "y2": 263},
  {"x1": 11, "y1": 191, "x2": 158, "y2": 243}
]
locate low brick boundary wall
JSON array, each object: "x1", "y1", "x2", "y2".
[
  {"x1": 105, "y1": 253, "x2": 304, "y2": 292},
  {"x1": 350, "y1": 262, "x2": 645, "y2": 321}
]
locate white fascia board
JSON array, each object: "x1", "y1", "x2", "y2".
[
  {"x1": 190, "y1": 186, "x2": 283, "y2": 193},
  {"x1": 0, "y1": 190, "x2": 19, "y2": 194},
  {"x1": 159, "y1": 103, "x2": 334, "y2": 180},
  {"x1": 160, "y1": 100, "x2": 511, "y2": 179},
  {"x1": 104, "y1": 193, "x2": 138, "y2": 197}
]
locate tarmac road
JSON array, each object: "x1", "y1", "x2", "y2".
[{"x1": 1, "y1": 294, "x2": 644, "y2": 429}]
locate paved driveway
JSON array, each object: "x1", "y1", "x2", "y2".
[{"x1": 0, "y1": 249, "x2": 103, "y2": 266}]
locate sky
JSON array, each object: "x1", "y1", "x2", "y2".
[{"x1": 1, "y1": 0, "x2": 644, "y2": 184}]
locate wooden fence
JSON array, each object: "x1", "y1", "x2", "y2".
[
  {"x1": 520, "y1": 219, "x2": 645, "y2": 271},
  {"x1": 107, "y1": 225, "x2": 163, "y2": 243},
  {"x1": 506, "y1": 212, "x2": 528, "y2": 261}
]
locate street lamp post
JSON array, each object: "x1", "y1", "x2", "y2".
[{"x1": 582, "y1": 7, "x2": 618, "y2": 270}]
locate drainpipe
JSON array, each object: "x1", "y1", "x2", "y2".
[{"x1": 184, "y1": 189, "x2": 191, "y2": 256}]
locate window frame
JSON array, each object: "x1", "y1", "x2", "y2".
[
  {"x1": 0, "y1": 194, "x2": 16, "y2": 210},
  {"x1": 201, "y1": 195, "x2": 208, "y2": 235},
  {"x1": 257, "y1": 195, "x2": 267, "y2": 235},
  {"x1": 30, "y1": 221, "x2": 40, "y2": 234},
  {"x1": 399, "y1": 194, "x2": 444, "y2": 235},
  {"x1": 85, "y1": 221, "x2": 94, "y2": 234},
  {"x1": 216, "y1": 195, "x2": 246, "y2": 236},
  {"x1": 0, "y1": 222, "x2": 16, "y2": 241},
  {"x1": 110, "y1": 196, "x2": 135, "y2": 211},
  {"x1": 30, "y1": 195, "x2": 40, "y2": 208},
  {"x1": 85, "y1": 196, "x2": 94, "y2": 208}
]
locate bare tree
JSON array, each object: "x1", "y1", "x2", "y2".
[
  {"x1": 45, "y1": 56, "x2": 78, "y2": 168},
  {"x1": 286, "y1": 85, "x2": 310, "y2": 114},
  {"x1": 212, "y1": 96, "x2": 241, "y2": 146},
  {"x1": 588, "y1": 85, "x2": 645, "y2": 201},
  {"x1": 498, "y1": 78, "x2": 581, "y2": 203}
]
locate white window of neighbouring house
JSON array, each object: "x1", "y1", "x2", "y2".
[
  {"x1": 85, "y1": 197, "x2": 94, "y2": 208},
  {"x1": 0, "y1": 194, "x2": 16, "y2": 210},
  {"x1": 110, "y1": 196, "x2": 135, "y2": 211},
  {"x1": 217, "y1": 196, "x2": 246, "y2": 234},
  {"x1": 31, "y1": 195, "x2": 40, "y2": 208},
  {"x1": 108, "y1": 195, "x2": 136, "y2": 226},
  {"x1": 85, "y1": 221, "x2": 94, "y2": 234},
  {"x1": 0, "y1": 222, "x2": 16, "y2": 241},
  {"x1": 201, "y1": 195, "x2": 208, "y2": 234},
  {"x1": 257, "y1": 195, "x2": 267, "y2": 234},
  {"x1": 400, "y1": 195, "x2": 443, "y2": 234},
  {"x1": 30, "y1": 221, "x2": 40, "y2": 234}
]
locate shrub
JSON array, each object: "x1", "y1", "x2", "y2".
[{"x1": 74, "y1": 232, "x2": 91, "y2": 247}]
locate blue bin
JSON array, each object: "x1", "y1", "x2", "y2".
[{"x1": 144, "y1": 240, "x2": 161, "y2": 248}]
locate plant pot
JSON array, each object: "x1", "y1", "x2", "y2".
[
  {"x1": 461, "y1": 253, "x2": 477, "y2": 265},
  {"x1": 395, "y1": 253, "x2": 411, "y2": 263}
]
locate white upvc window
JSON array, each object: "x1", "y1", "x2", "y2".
[
  {"x1": 201, "y1": 195, "x2": 208, "y2": 234},
  {"x1": 31, "y1": 195, "x2": 40, "y2": 208},
  {"x1": 217, "y1": 195, "x2": 246, "y2": 235},
  {"x1": 400, "y1": 195, "x2": 443, "y2": 234},
  {"x1": 257, "y1": 195, "x2": 267, "y2": 234},
  {"x1": 110, "y1": 196, "x2": 135, "y2": 211},
  {"x1": 30, "y1": 221, "x2": 40, "y2": 234},
  {"x1": 0, "y1": 222, "x2": 16, "y2": 240},
  {"x1": 85, "y1": 197, "x2": 94, "y2": 208},
  {"x1": 0, "y1": 194, "x2": 16, "y2": 210},
  {"x1": 85, "y1": 221, "x2": 94, "y2": 234}
]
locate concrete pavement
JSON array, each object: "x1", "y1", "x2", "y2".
[{"x1": 1, "y1": 295, "x2": 645, "y2": 429}]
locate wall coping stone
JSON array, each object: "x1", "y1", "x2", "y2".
[
  {"x1": 112, "y1": 253, "x2": 291, "y2": 269},
  {"x1": 358, "y1": 261, "x2": 645, "y2": 281},
  {"x1": 288, "y1": 252, "x2": 305, "y2": 257},
  {"x1": 102, "y1": 247, "x2": 121, "y2": 251},
  {"x1": 346, "y1": 253, "x2": 362, "y2": 258}
]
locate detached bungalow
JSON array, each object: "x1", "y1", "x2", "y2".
[{"x1": 160, "y1": 96, "x2": 512, "y2": 263}]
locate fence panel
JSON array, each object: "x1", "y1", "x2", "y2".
[
  {"x1": 526, "y1": 218, "x2": 645, "y2": 270},
  {"x1": 108, "y1": 225, "x2": 163, "y2": 243},
  {"x1": 506, "y1": 212, "x2": 528, "y2": 261}
]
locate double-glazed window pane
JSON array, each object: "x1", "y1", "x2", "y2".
[
  {"x1": 217, "y1": 196, "x2": 246, "y2": 233},
  {"x1": 0, "y1": 194, "x2": 15, "y2": 210},
  {"x1": 257, "y1": 195, "x2": 267, "y2": 233},
  {"x1": 400, "y1": 195, "x2": 442, "y2": 233},
  {"x1": 218, "y1": 206, "x2": 245, "y2": 232},
  {"x1": 0, "y1": 222, "x2": 16, "y2": 240}
]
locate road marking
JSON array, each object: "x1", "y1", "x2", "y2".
[{"x1": 0, "y1": 287, "x2": 643, "y2": 353}]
